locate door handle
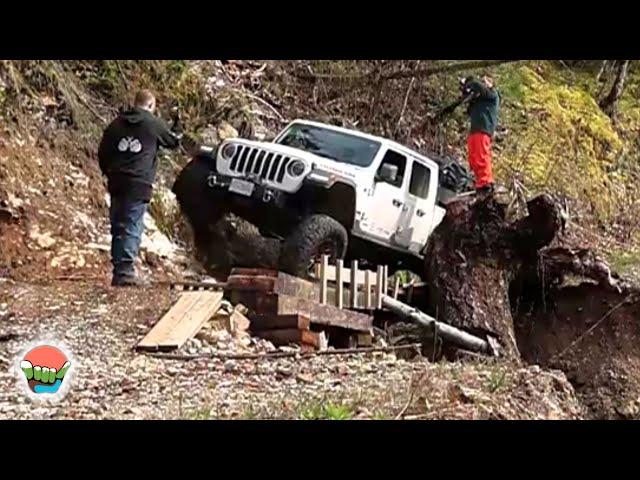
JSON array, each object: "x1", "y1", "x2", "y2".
[
  {"x1": 392, "y1": 199, "x2": 403, "y2": 207},
  {"x1": 416, "y1": 209, "x2": 425, "y2": 217}
]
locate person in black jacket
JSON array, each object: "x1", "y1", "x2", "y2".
[{"x1": 98, "y1": 90, "x2": 181, "y2": 286}]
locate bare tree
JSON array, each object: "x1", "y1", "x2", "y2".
[{"x1": 599, "y1": 60, "x2": 630, "y2": 121}]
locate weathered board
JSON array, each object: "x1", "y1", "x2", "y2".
[
  {"x1": 229, "y1": 291, "x2": 372, "y2": 333},
  {"x1": 249, "y1": 314, "x2": 311, "y2": 331},
  {"x1": 137, "y1": 291, "x2": 223, "y2": 352},
  {"x1": 226, "y1": 270, "x2": 317, "y2": 301},
  {"x1": 252, "y1": 328, "x2": 324, "y2": 349}
]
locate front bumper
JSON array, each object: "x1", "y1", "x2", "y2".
[{"x1": 206, "y1": 172, "x2": 288, "y2": 209}]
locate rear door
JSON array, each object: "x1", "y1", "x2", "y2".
[
  {"x1": 358, "y1": 148, "x2": 408, "y2": 243},
  {"x1": 406, "y1": 158, "x2": 438, "y2": 254}
]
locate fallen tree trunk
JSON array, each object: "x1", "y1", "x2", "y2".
[{"x1": 381, "y1": 295, "x2": 492, "y2": 354}]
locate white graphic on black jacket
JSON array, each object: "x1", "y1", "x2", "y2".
[{"x1": 117, "y1": 136, "x2": 143, "y2": 153}]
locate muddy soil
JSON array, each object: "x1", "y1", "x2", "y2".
[
  {"x1": 423, "y1": 193, "x2": 640, "y2": 418},
  {"x1": 516, "y1": 284, "x2": 640, "y2": 419}
]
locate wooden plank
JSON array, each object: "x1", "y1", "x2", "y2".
[
  {"x1": 365, "y1": 270, "x2": 372, "y2": 309},
  {"x1": 229, "y1": 268, "x2": 278, "y2": 277},
  {"x1": 137, "y1": 291, "x2": 223, "y2": 351},
  {"x1": 230, "y1": 291, "x2": 373, "y2": 332},
  {"x1": 318, "y1": 264, "x2": 378, "y2": 285},
  {"x1": 226, "y1": 276, "x2": 277, "y2": 292},
  {"x1": 376, "y1": 266, "x2": 384, "y2": 310},
  {"x1": 357, "y1": 333, "x2": 373, "y2": 347},
  {"x1": 253, "y1": 328, "x2": 322, "y2": 349},
  {"x1": 350, "y1": 260, "x2": 359, "y2": 309},
  {"x1": 393, "y1": 277, "x2": 400, "y2": 299},
  {"x1": 383, "y1": 265, "x2": 389, "y2": 295},
  {"x1": 249, "y1": 314, "x2": 311, "y2": 331},
  {"x1": 335, "y1": 259, "x2": 344, "y2": 309},
  {"x1": 320, "y1": 254, "x2": 328, "y2": 305},
  {"x1": 226, "y1": 271, "x2": 317, "y2": 301}
]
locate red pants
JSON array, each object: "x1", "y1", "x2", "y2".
[{"x1": 467, "y1": 132, "x2": 494, "y2": 188}]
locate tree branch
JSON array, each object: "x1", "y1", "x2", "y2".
[{"x1": 294, "y1": 60, "x2": 522, "y2": 83}]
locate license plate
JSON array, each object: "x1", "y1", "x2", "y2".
[{"x1": 229, "y1": 179, "x2": 254, "y2": 197}]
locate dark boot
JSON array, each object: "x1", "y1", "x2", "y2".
[
  {"x1": 476, "y1": 183, "x2": 495, "y2": 202},
  {"x1": 111, "y1": 275, "x2": 149, "y2": 287}
]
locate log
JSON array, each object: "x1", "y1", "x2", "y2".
[
  {"x1": 147, "y1": 343, "x2": 423, "y2": 361},
  {"x1": 381, "y1": 295, "x2": 492, "y2": 354}
]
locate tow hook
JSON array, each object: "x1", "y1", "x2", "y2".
[
  {"x1": 207, "y1": 173, "x2": 218, "y2": 188},
  {"x1": 262, "y1": 189, "x2": 274, "y2": 203}
]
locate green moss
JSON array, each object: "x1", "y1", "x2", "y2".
[
  {"x1": 606, "y1": 248, "x2": 640, "y2": 280},
  {"x1": 299, "y1": 401, "x2": 355, "y2": 420},
  {"x1": 492, "y1": 62, "x2": 630, "y2": 221}
]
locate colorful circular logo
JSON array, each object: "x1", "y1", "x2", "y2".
[{"x1": 20, "y1": 345, "x2": 71, "y2": 395}]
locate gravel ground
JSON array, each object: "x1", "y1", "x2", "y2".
[{"x1": 0, "y1": 279, "x2": 584, "y2": 419}]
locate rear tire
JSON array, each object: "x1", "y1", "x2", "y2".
[{"x1": 279, "y1": 214, "x2": 348, "y2": 279}]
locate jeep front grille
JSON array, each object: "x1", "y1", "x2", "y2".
[{"x1": 228, "y1": 145, "x2": 292, "y2": 183}]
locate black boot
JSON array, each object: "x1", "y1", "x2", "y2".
[
  {"x1": 112, "y1": 275, "x2": 149, "y2": 287},
  {"x1": 476, "y1": 183, "x2": 495, "y2": 201}
]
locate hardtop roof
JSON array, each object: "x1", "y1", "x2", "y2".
[{"x1": 285, "y1": 119, "x2": 439, "y2": 166}]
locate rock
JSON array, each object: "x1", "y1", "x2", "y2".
[
  {"x1": 225, "y1": 304, "x2": 251, "y2": 336},
  {"x1": 29, "y1": 226, "x2": 56, "y2": 249},
  {"x1": 224, "y1": 360, "x2": 236, "y2": 373},
  {"x1": 219, "y1": 300, "x2": 234, "y2": 314},
  {"x1": 279, "y1": 346, "x2": 300, "y2": 353},
  {"x1": 200, "y1": 124, "x2": 220, "y2": 145},
  {"x1": 144, "y1": 251, "x2": 162, "y2": 267},
  {"x1": 218, "y1": 121, "x2": 239, "y2": 140},
  {"x1": 334, "y1": 364, "x2": 349, "y2": 376},
  {"x1": 296, "y1": 373, "x2": 314, "y2": 384},
  {"x1": 276, "y1": 367, "x2": 293, "y2": 378}
]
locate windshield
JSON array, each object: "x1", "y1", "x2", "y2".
[{"x1": 276, "y1": 123, "x2": 380, "y2": 167}]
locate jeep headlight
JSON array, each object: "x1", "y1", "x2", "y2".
[
  {"x1": 287, "y1": 159, "x2": 306, "y2": 177},
  {"x1": 221, "y1": 143, "x2": 237, "y2": 160}
]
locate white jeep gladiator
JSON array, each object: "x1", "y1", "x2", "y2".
[{"x1": 174, "y1": 119, "x2": 471, "y2": 278}]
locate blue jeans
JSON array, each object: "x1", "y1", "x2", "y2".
[{"x1": 110, "y1": 196, "x2": 148, "y2": 279}]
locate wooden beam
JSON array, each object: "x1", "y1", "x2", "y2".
[
  {"x1": 226, "y1": 271, "x2": 316, "y2": 300},
  {"x1": 252, "y1": 328, "x2": 323, "y2": 349},
  {"x1": 383, "y1": 265, "x2": 389, "y2": 295},
  {"x1": 137, "y1": 291, "x2": 222, "y2": 351},
  {"x1": 249, "y1": 314, "x2": 311, "y2": 331},
  {"x1": 350, "y1": 260, "x2": 359, "y2": 309},
  {"x1": 320, "y1": 254, "x2": 328, "y2": 305},
  {"x1": 393, "y1": 277, "x2": 401, "y2": 299},
  {"x1": 365, "y1": 270, "x2": 372, "y2": 309},
  {"x1": 336, "y1": 259, "x2": 344, "y2": 309},
  {"x1": 376, "y1": 265, "x2": 384, "y2": 310},
  {"x1": 316, "y1": 264, "x2": 378, "y2": 285}
]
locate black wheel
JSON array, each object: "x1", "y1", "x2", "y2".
[
  {"x1": 173, "y1": 157, "x2": 225, "y2": 249},
  {"x1": 279, "y1": 214, "x2": 348, "y2": 279}
]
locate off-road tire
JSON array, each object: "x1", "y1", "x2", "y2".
[
  {"x1": 279, "y1": 214, "x2": 348, "y2": 279},
  {"x1": 173, "y1": 157, "x2": 225, "y2": 250}
]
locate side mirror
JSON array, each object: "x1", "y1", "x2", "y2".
[{"x1": 377, "y1": 163, "x2": 398, "y2": 184}]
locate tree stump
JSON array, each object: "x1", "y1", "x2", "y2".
[{"x1": 425, "y1": 194, "x2": 563, "y2": 359}]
